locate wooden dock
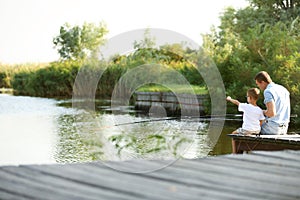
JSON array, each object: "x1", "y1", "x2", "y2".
[
  {"x1": 134, "y1": 92, "x2": 208, "y2": 115},
  {"x1": 228, "y1": 134, "x2": 300, "y2": 154},
  {"x1": 1, "y1": 150, "x2": 300, "y2": 199}
]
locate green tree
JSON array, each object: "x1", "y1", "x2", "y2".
[
  {"x1": 53, "y1": 22, "x2": 108, "y2": 61},
  {"x1": 249, "y1": 0, "x2": 300, "y2": 21},
  {"x1": 202, "y1": 1, "x2": 300, "y2": 118}
]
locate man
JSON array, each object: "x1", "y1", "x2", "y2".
[{"x1": 254, "y1": 71, "x2": 290, "y2": 135}]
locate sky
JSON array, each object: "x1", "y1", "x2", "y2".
[{"x1": 0, "y1": 0, "x2": 249, "y2": 64}]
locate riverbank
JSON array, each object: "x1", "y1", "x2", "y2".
[{"x1": 0, "y1": 88, "x2": 13, "y2": 94}]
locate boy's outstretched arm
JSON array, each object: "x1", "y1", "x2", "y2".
[{"x1": 226, "y1": 96, "x2": 240, "y2": 106}]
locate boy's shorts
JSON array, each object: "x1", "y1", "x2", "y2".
[{"x1": 236, "y1": 128, "x2": 260, "y2": 135}]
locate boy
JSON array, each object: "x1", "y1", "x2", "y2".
[{"x1": 226, "y1": 88, "x2": 265, "y2": 135}]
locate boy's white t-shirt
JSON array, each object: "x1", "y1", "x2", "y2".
[{"x1": 238, "y1": 103, "x2": 265, "y2": 132}]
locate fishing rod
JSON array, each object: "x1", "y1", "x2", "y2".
[
  {"x1": 99, "y1": 113, "x2": 298, "y2": 128},
  {"x1": 113, "y1": 116, "x2": 178, "y2": 127},
  {"x1": 104, "y1": 114, "x2": 243, "y2": 128}
]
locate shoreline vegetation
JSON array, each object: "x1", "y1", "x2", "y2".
[
  {"x1": 0, "y1": 88, "x2": 13, "y2": 94},
  {"x1": 136, "y1": 84, "x2": 207, "y2": 95}
]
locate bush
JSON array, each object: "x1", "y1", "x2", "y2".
[{"x1": 10, "y1": 61, "x2": 80, "y2": 97}]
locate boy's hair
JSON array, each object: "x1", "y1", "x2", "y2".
[
  {"x1": 254, "y1": 71, "x2": 272, "y2": 83},
  {"x1": 247, "y1": 88, "x2": 260, "y2": 100}
]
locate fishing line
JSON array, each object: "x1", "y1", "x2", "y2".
[
  {"x1": 99, "y1": 112, "x2": 299, "y2": 130},
  {"x1": 97, "y1": 114, "x2": 243, "y2": 130}
]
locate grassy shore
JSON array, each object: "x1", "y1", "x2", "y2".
[
  {"x1": 136, "y1": 84, "x2": 207, "y2": 95},
  {"x1": 0, "y1": 88, "x2": 13, "y2": 94}
]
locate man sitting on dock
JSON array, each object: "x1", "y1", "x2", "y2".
[{"x1": 255, "y1": 71, "x2": 290, "y2": 135}]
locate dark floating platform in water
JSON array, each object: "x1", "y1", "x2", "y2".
[
  {"x1": 1, "y1": 150, "x2": 300, "y2": 200},
  {"x1": 228, "y1": 134, "x2": 300, "y2": 154}
]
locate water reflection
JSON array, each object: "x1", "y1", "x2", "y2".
[
  {"x1": 54, "y1": 110, "x2": 213, "y2": 163},
  {"x1": 55, "y1": 114, "x2": 93, "y2": 163},
  {"x1": 97, "y1": 115, "x2": 210, "y2": 161},
  {"x1": 0, "y1": 94, "x2": 235, "y2": 166}
]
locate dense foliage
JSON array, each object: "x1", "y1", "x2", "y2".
[
  {"x1": 10, "y1": 61, "x2": 80, "y2": 97},
  {"x1": 1, "y1": 43, "x2": 201, "y2": 99},
  {"x1": 202, "y1": 0, "x2": 300, "y2": 120}
]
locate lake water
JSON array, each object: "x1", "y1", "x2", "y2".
[{"x1": 0, "y1": 93, "x2": 242, "y2": 166}]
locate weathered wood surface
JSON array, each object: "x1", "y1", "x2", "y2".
[
  {"x1": 134, "y1": 92, "x2": 208, "y2": 115},
  {"x1": 1, "y1": 150, "x2": 300, "y2": 200},
  {"x1": 229, "y1": 134, "x2": 300, "y2": 153}
]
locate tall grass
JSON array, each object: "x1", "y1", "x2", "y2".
[
  {"x1": 0, "y1": 54, "x2": 206, "y2": 98},
  {"x1": 137, "y1": 84, "x2": 207, "y2": 95},
  {"x1": 0, "y1": 63, "x2": 47, "y2": 88}
]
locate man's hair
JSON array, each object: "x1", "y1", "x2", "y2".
[
  {"x1": 254, "y1": 71, "x2": 272, "y2": 83},
  {"x1": 247, "y1": 88, "x2": 260, "y2": 101}
]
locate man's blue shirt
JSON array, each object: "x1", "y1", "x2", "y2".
[{"x1": 264, "y1": 82, "x2": 290, "y2": 124}]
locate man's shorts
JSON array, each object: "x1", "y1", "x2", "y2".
[{"x1": 261, "y1": 120, "x2": 288, "y2": 135}]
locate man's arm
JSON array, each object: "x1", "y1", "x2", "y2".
[{"x1": 264, "y1": 101, "x2": 276, "y2": 117}]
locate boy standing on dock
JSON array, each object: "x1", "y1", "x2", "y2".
[{"x1": 226, "y1": 88, "x2": 265, "y2": 135}]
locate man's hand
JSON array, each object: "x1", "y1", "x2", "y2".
[{"x1": 264, "y1": 101, "x2": 276, "y2": 117}]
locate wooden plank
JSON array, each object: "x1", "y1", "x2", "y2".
[
  {"x1": 225, "y1": 152, "x2": 300, "y2": 168},
  {"x1": 203, "y1": 155, "x2": 300, "y2": 175},
  {"x1": 77, "y1": 163, "x2": 240, "y2": 200},
  {"x1": 1, "y1": 150, "x2": 300, "y2": 200},
  {"x1": 135, "y1": 154, "x2": 299, "y2": 198},
  {"x1": 0, "y1": 188, "x2": 33, "y2": 200},
  {"x1": 176, "y1": 157, "x2": 300, "y2": 183},
  {"x1": 228, "y1": 134, "x2": 300, "y2": 145},
  {"x1": 259, "y1": 134, "x2": 300, "y2": 139},
  {"x1": 174, "y1": 157, "x2": 300, "y2": 190},
  {"x1": 285, "y1": 150, "x2": 300, "y2": 155},
  {"x1": 159, "y1": 159, "x2": 298, "y2": 199},
  {"x1": 24, "y1": 164, "x2": 153, "y2": 200},
  {"x1": 229, "y1": 134, "x2": 300, "y2": 154},
  {"x1": 169, "y1": 157, "x2": 300, "y2": 199},
  {"x1": 234, "y1": 139, "x2": 300, "y2": 153},
  {"x1": 24, "y1": 163, "x2": 196, "y2": 200},
  {"x1": 90, "y1": 161, "x2": 254, "y2": 200},
  {"x1": 0, "y1": 170, "x2": 84, "y2": 200},
  {"x1": 0, "y1": 166, "x2": 139, "y2": 200},
  {"x1": 94, "y1": 159, "x2": 297, "y2": 199},
  {"x1": 252, "y1": 149, "x2": 300, "y2": 160}
]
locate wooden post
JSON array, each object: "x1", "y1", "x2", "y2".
[
  {"x1": 231, "y1": 138, "x2": 244, "y2": 154},
  {"x1": 231, "y1": 138, "x2": 237, "y2": 154}
]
